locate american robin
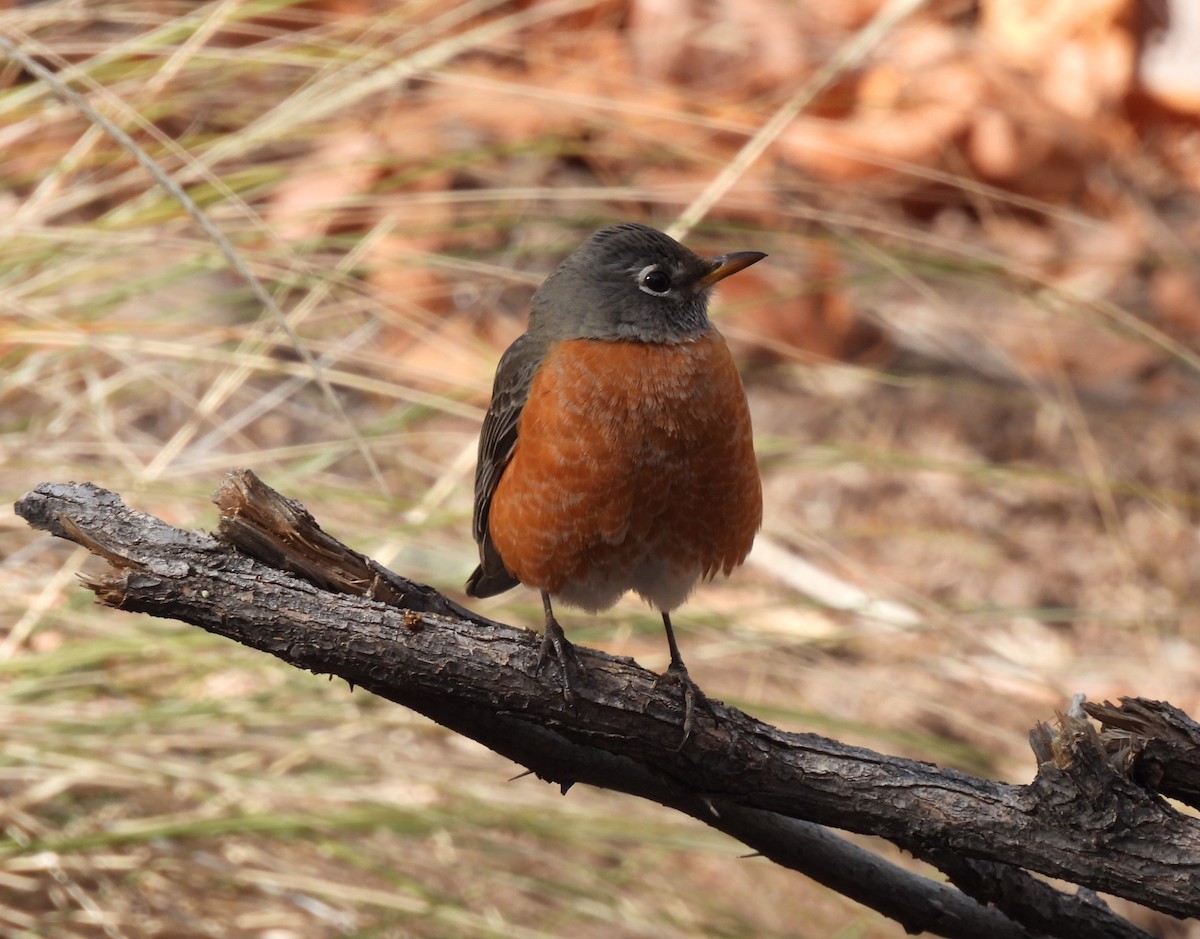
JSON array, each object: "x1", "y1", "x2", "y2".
[{"x1": 467, "y1": 222, "x2": 764, "y2": 742}]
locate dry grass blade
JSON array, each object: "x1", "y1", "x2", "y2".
[
  {"x1": 0, "y1": 30, "x2": 389, "y2": 491},
  {"x1": 669, "y1": 0, "x2": 930, "y2": 241}
]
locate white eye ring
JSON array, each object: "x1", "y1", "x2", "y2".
[{"x1": 637, "y1": 264, "x2": 672, "y2": 296}]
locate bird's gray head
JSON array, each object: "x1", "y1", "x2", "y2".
[{"x1": 528, "y1": 222, "x2": 766, "y2": 343}]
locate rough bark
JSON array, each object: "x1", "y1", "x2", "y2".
[
  {"x1": 1083, "y1": 697, "x2": 1200, "y2": 810},
  {"x1": 15, "y1": 474, "x2": 1200, "y2": 938}
]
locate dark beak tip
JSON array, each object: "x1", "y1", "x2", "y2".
[{"x1": 723, "y1": 250, "x2": 769, "y2": 263}]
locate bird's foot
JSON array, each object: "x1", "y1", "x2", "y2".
[
  {"x1": 537, "y1": 614, "x2": 581, "y2": 705},
  {"x1": 658, "y1": 660, "x2": 718, "y2": 748}
]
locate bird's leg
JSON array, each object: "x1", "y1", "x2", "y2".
[
  {"x1": 537, "y1": 591, "x2": 581, "y2": 703},
  {"x1": 658, "y1": 612, "x2": 718, "y2": 747}
]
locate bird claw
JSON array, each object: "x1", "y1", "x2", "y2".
[
  {"x1": 658, "y1": 660, "x2": 718, "y2": 748},
  {"x1": 537, "y1": 615, "x2": 581, "y2": 704}
]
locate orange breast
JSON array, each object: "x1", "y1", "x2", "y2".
[{"x1": 488, "y1": 329, "x2": 762, "y2": 612}]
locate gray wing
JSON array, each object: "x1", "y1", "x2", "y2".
[{"x1": 466, "y1": 331, "x2": 547, "y2": 597}]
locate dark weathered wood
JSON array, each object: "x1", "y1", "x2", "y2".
[
  {"x1": 928, "y1": 851, "x2": 1154, "y2": 939},
  {"x1": 213, "y1": 470, "x2": 473, "y2": 619},
  {"x1": 15, "y1": 475, "x2": 1199, "y2": 937},
  {"x1": 1084, "y1": 697, "x2": 1200, "y2": 810}
]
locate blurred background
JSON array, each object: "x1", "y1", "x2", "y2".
[{"x1": 2, "y1": 0, "x2": 1199, "y2": 936}]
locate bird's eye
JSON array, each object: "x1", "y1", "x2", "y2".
[{"x1": 638, "y1": 265, "x2": 672, "y2": 296}]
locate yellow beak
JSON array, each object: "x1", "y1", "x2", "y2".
[{"x1": 694, "y1": 250, "x2": 768, "y2": 289}]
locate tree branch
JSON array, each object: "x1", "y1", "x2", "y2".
[
  {"x1": 1084, "y1": 697, "x2": 1200, "y2": 810},
  {"x1": 15, "y1": 474, "x2": 1199, "y2": 937}
]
